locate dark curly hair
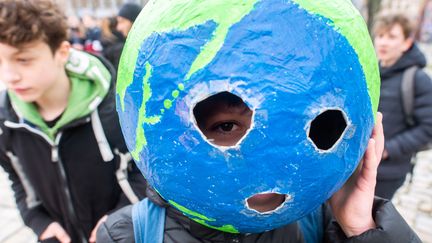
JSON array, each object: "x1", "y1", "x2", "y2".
[{"x1": 0, "y1": 0, "x2": 68, "y2": 52}]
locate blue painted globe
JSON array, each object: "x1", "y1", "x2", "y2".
[{"x1": 117, "y1": 0, "x2": 380, "y2": 233}]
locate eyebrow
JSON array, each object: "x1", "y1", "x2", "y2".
[{"x1": 15, "y1": 48, "x2": 33, "y2": 54}]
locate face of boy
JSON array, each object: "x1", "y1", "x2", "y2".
[
  {"x1": 0, "y1": 41, "x2": 69, "y2": 102},
  {"x1": 374, "y1": 24, "x2": 412, "y2": 67}
]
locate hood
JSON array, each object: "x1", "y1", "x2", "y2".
[
  {"x1": 8, "y1": 49, "x2": 111, "y2": 140},
  {"x1": 380, "y1": 44, "x2": 427, "y2": 79}
]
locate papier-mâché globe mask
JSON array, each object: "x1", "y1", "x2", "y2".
[{"x1": 117, "y1": 0, "x2": 380, "y2": 233}]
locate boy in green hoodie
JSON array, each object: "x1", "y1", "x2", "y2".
[{"x1": 0, "y1": 0, "x2": 145, "y2": 242}]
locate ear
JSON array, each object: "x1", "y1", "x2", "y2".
[
  {"x1": 402, "y1": 37, "x2": 414, "y2": 52},
  {"x1": 55, "y1": 41, "x2": 71, "y2": 64}
]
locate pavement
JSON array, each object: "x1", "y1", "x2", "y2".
[{"x1": 393, "y1": 151, "x2": 432, "y2": 242}]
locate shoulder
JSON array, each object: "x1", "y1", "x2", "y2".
[
  {"x1": 411, "y1": 68, "x2": 432, "y2": 100},
  {"x1": 414, "y1": 68, "x2": 432, "y2": 89},
  {"x1": 97, "y1": 205, "x2": 134, "y2": 243}
]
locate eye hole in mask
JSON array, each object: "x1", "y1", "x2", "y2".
[
  {"x1": 193, "y1": 92, "x2": 253, "y2": 147},
  {"x1": 308, "y1": 109, "x2": 348, "y2": 151}
]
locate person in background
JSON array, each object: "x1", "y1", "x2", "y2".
[
  {"x1": 374, "y1": 12, "x2": 432, "y2": 199},
  {"x1": 100, "y1": 17, "x2": 124, "y2": 54},
  {"x1": 67, "y1": 15, "x2": 85, "y2": 51},
  {"x1": 116, "y1": 3, "x2": 142, "y2": 38},
  {"x1": 103, "y1": 3, "x2": 143, "y2": 70},
  {"x1": 82, "y1": 15, "x2": 102, "y2": 54}
]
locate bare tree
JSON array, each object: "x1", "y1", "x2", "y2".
[
  {"x1": 367, "y1": 0, "x2": 383, "y2": 31},
  {"x1": 415, "y1": 0, "x2": 430, "y2": 40}
]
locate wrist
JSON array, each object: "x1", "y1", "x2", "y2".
[{"x1": 342, "y1": 219, "x2": 376, "y2": 237}]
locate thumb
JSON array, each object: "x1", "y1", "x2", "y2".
[{"x1": 357, "y1": 138, "x2": 379, "y2": 193}]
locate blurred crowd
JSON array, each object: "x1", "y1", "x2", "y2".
[{"x1": 66, "y1": 2, "x2": 142, "y2": 70}]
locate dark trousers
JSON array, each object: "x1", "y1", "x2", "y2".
[{"x1": 375, "y1": 176, "x2": 407, "y2": 200}]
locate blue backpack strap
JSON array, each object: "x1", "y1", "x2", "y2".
[
  {"x1": 132, "y1": 198, "x2": 166, "y2": 243},
  {"x1": 298, "y1": 205, "x2": 323, "y2": 243}
]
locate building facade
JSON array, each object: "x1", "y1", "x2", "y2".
[{"x1": 56, "y1": 0, "x2": 149, "y2": 17}]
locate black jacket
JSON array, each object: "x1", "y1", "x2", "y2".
[
  {"x1": 97, "y1": 188, "x2": 421, "y2": 243},
  {"x1": 0, "y1": 54, "x2": 146, "y2": 242},
  {"x1": 102, "y1": 37, "x2": 125, "y2": 71},
  {"x1": 378, "y1": 44, "x2": 432, "y2": 180}
]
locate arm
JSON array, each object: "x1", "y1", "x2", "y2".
[
  {"x1": 324, "y1": 198, "x2": 421, "y2": 242},
  {"x1": 96, "y1": 205, "x2": 134, "y2": 243},
  {"x1": 327, "y1": 113, "x2": 421, "y2": 242},
  {"x1": 0, "y1": 151, "x2": 54, "y2": 238},
  {"x1": 386, "y1": 71, "x2": 432, "y2": 158}
]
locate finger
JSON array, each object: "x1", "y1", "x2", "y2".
[
  {"x1": 55, "y1": 227, "x2": 71, "y2": 243},
  {"x1": 360, "y1": 139, "x2": 379, "y2": 186},
  {"x1": 373, "y1": 112, "x2": 384, "y2": 160}
]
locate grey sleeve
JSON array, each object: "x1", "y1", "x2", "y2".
[
  {"x1": 96, "y1": 205, "x2": 135, "y2": 243},
  {"x1": 324, "y1": 198, "x2": 421, "y2": 243}
]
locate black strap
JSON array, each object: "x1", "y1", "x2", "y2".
[{"x1": 401, "y1": 66, "x2": 419, "y2": 127}]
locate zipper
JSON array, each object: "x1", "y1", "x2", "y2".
[
  {"x1": 52, "y1": 132, "x2": 88, "y2": 243},
  {"x1": 51, "y1": 133, "x2": 62, "y2": 163}
]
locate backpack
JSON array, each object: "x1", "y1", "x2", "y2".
[
  {"x1": 132, "y1": 198, "x2": 323, "y2": 243},
  {"x1": 400, "y1": 66, "x2": 432, "y2": 180},
  {"x1": 401, "y1": 66, "x2": 420, "y2": 128}
]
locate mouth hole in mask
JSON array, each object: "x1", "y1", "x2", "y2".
[
  {"x1": 246, "y1": 193, "x2": 289, "y2": 214},
  {"x1": 193, "y1": 92, "x2": 253, "y2": 147},
  {"x1": 308, "y1": 109, "x2": 348, "y2": 151}
]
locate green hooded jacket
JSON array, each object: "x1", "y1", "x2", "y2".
[{"x1": 8, "y1": 49, "x2": 111, "y2": 140}]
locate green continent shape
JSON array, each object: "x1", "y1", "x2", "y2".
[
  {"x1": 292, "y1": 0, "x2": 380, "y2": 118},
  {"x1": 131, "y1": 62, "x2": 161, "y2": 161},
  {"x1": 117, "y1": 0, "x2": 259, "y2": 110},
  {"x1": 169, "y1": 200, "x2": 239, "y2": 233}
]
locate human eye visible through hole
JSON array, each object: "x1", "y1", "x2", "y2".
[{"x1": 193, "y1": 92, "x2": 253, "y2": 147}]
